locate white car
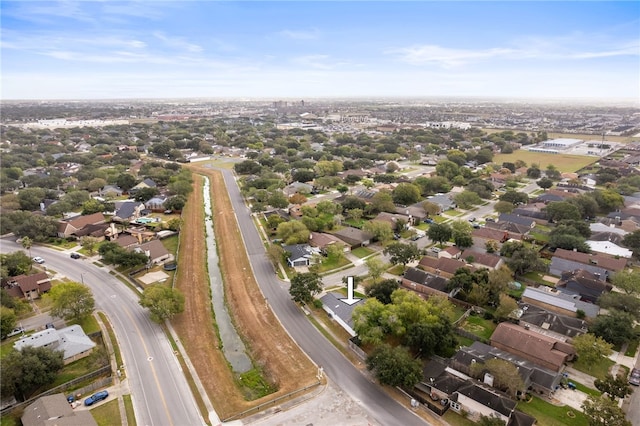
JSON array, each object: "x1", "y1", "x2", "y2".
[{"x1": 32, "y1": 256, "x2": 45, "y2": 264}]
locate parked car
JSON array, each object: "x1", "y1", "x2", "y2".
[
  {"x1": 84, "y1": 390, "x2": 109, "y2": 406},
  {"x1": 32, "y1": 256, "x2": 45, "y2": 264},
  {"x1": 629, "y1": 368, "x2": 640, "y2": 386},
  {"x1": 431, "y1": 247, "x2": 442, "y2": 253},
  {"x1": 45, "y1": 323, "x2": 55, "y2": 329},
  {"x1": 70, "y1": 253, "x2": 81, "y2": 259},
  {"x1": 2, "y1": 326, "x2": 25, "y2": 340}
]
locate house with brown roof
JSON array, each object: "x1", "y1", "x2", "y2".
[
  {"x1": 2, "y1": 272, "x2": 51, "y2": 300},
  {"x1": 490, "y1": 322, "x2": 575, "y2": 372},
  {"x1": 472, "y1": 227, "x2": 522, "y2": 252},
  {"x1": 460, "y1": 249, "x2": 504, "y2": 271},
  {"x1": 131, "y1": 240, "x2": 172, "y2": 265},
  {"x1": 418, "y1": 256, "x2": 474, "y2": 279},
  {"x1": 309, "y1": 232, "x2": 349, "y2": 253},
  {"x1": 552, "y1": 248, "x2": 627, "y2": 277},
  {"x1": 57, "y1": 212, "x2": 106, "y2": 238},
  {"x1": 438, "y1": 246, "x2": 461, "y2": 259},
  {"x1": 331, "y1": 227, "x2": 374, "y2": 249},
  {"x1": 401, "y1": 267, "x2": 450, "y2": 298}
]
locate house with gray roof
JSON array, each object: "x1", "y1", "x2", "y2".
[
  {"x1": 14, "y1": 325, "x2": 96, "y2": 364},
  {"x1": 282, "y1": 244, "x2": 320, "y2": 267},
  {"x1": 518, "y1": 304, "x2": 588, "y2": 342},
  {"x1": 498, "y1": 213, "x2": 536, "y2": 229},
  {"x1": 320, "y1": 292, "x2": 365, "y2": 337},
  {"x1": 401, "y1": 267, "x2": 449, "y2": 298},
  {"x1": 331, "y1": 227, "x2": 374, "y2": 249},
  {"x1": 113, "y1": 201, "x2": 145, "y2": 222},
  {"x1": 22, "y1": 393, "x2": 97, "y2": 426},
  {"x1": 521, "y1": 286, "x2": 600, "y2": 318},
  {"x1": 426, "y1": 194, "x2": 456, "y2": 213}
]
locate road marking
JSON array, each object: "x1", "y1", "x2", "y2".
[{"x1": 122, "y1": 306, "x2": 174, "y2": 425}]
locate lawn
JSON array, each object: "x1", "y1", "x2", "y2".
[
  {"x1": 493, "y1": 151, "x2": 597, "y2": 173},
  {"x1": 91, "y1": 399, "x2": 121, "y2": 426},
  {"x1": 460, "y1": 315, "x2": 497, "y2": 341},
  {"x1": 443, "y1": 410, "x2": 476, "y2": 426},
  {"x1": 123, "y1": 394, "x2": 137, "y2": 426},
  {"x1": 625, "y1": 334, "x2": 639, "y2": 357},
  {"x1": 316, "y1": 256, "x2": 352, "y2": 273},
  {"x1": 161, "y1": 235, "x2": 179, "y2": 255},
  {"x1": 572, "y1": 356, "x2": 615, "y2": 381},
  {"x1": 517, "y1": 396, "x2": 588, "y2": 426},
  {"x1": 351, "y1": 246, "x2": 375, "y2": 258},
  {"x1": 387, "y1": 264, "x2": 405, "y2": 276},
  {"x1": 443, "y1": 209, "x2": 464, "y2": 217}
]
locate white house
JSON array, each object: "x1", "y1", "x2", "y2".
[
  {"x1": 585, "y1": 240, "x2": 633, "y2": 258},
  {"x1": 14, "y1": 325, "x2": 96, "y2": 364}
]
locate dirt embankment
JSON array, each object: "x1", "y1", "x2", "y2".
[{"x1": 172, "y1": 169, "x2": 317, "y2": 420}]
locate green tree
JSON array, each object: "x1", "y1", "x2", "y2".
[
  {"x1": 573, "y1": 333, "x2": 613, "y2": 366},
  {"x1": 0, "y1": 346, "x2": 64, "y2": 401},
  {"x1": 0, "y1": 251, "x2": 32, "y2": 278},
  {"x1": 17, "y1": 187, "x2": 46, "y2": 211},
  {"x1": 581, "y1": 395, "x2": 631, "y2": 426},
  {"x1": 590, "y1": 310, "x2": 636, "y2": 346},
  {"x1": 454, "y1": 190, "x2": 482, "y2": 209},
  {"x1": 392, "y1": 183, "x2": 421, "y2": 206},
  {"x1": 611, "y1": 270, "x2": 640, "y2": 295},
  {"x1": 383, "y1": 242, "x2": 421, "y2": 267},
  {"x1": 365, "y1": 279, "x2": 399, "y2": 305},
  {"x1": 80, "y1": 236, "x2": 99, "y2": 255},
  {"x1": 470, "y1": 358, "x2": 524, "y2": 398},
  {"x1": 436, "y1": 160, "x2": 460, "y2": 181},
  {"x1": 268, "y1": 191, "x2": 289, "y2": 209},
  {"x1": 139, "y1": 285, "x2": 185, "y2": 323},
  {"x1": 622, "y1": 230, "x2": 640, "y2": 257},
  {"x1": 81, "y1": 198, "x2": 105, "y2": 215},
  {"x1": 365, "y1": 257, "x2": 390, "y2": 285},
  {"x1": 20, "y1": 236, "x2": 33, "y2": 260},
  {"x1": 544, "y1": 201, "x2": 582, "y2": 222},
  {"x1": 537, "y1": 177, "x2": 553, "y2": 190},
  {"x1": 422, "y1": 201, "x2": 440, "y2": 217},
  {"x1": 504, "y1": 244, "x2": 545, "y2": 276},
  {"x1": 164, "y1": 195, "x2": 187, "y2": 211},
  {"x1": 494, "y1": 200, "x2": 515, "y2": 214},
  {"x1": 49, "y1": 282, "x2": 95, "y2": 322},
  {"x1": 594, "y1": 374, "x2": 633, "y2": 401},
  {"x1": 276, "y1": 221, "x2": 310, "y2": 245},
  {"x1": 371, "y1": 191, "x2": 396, "y2": 213},
  {"x1": 363, "y1": 220, "x2": 393, "y2": 243},
  {"x1": 427, "y1": 223, "x2": 452, "y2": 246},
  {"x1": 116, "y1": 174, "x2": 137, "y2": 192},
  {"x1": 0, "y1": 306, "x2": 17, "y2": 338},
  {"x1": 499, "y1": 190, "x2": 529, "y2": 205},
  {"x1": 545, "y1": 165, "x2": 561, "y2": 180},
  {"x1": 289, "y1": 272, "x2": 322, "y2": 304},
  {"x1": 494, "y1": 294, "x2": 518, "y2": 320},
  {"x1": 366, "y1": 344, "x2": 422, "y2": 388},
  {"x1": 597, "y1": 292, "x2": 640, "y2": 320},
  {"x1": 526, "y1": 166, "x2": 541, "y2": 179},
  {"x1": 451, "y1": 220, "x2": 473, "y2": 248}
]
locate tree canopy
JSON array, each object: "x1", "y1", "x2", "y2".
[
  {"x1": 0, "y1": 346, "x2": 64, "y2": 401},
  {"x1": 366, "y1": 344, "x2": 423, "y2": 388},
  {"x1": 289, "y1": 272, "x2": 322, "y2": 304},
  {"x1": 49, "y1": 282, "x2": 95, "y2": 322},
  {"x1": 139, "y1": 284, "x2": 185, "y2": 323}
]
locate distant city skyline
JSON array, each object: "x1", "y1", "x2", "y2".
[{"x1": 2, "y1": 1, "x2": 638, "y2": 103}]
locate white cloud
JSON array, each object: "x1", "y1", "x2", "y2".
[
  {"x1": 389, "y1": 45, "x2": 517, "y2": 67},
  {"x1": 291, "y1": 55, "x2": 334, "y2": 70},
  {"x1": 153, "y1": 32, "x2": 203, "y2": 53},
  {"x1": 278, "y1": 29, "x2": 320, "y2": 40}
]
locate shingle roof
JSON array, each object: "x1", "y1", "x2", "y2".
[
  {"x1": 453, "y1": 382, "x2": 516, "y2": 417},
  {"x1": 498, "y1": 213, "x2": 535, "y2": 227},
  {"x1": 460, "y1": 249, "x2": 502, "y2": 268},
  {"x1": 553, "y1": 248, "x2": 627, "y2": 272}
]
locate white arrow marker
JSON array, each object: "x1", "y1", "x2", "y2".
[{"x1": 341, "y1": 276, "x2": 361, "y2": 305}]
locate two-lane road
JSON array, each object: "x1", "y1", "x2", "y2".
[
  {"x1": 0, "y1": 240, "x2": 204, "y2": 426},
  {"x1": 220, "y1": 169, "x2": 428, "y2": 425}
]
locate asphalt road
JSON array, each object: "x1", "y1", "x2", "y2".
[
  {"x1": 220, "y1": 169, "x2": 428, "y2": 426},
  {"x1": 0, "y1": 240, "x2": 204, "y2": 426}
]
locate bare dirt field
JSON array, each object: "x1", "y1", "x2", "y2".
[{"x1": 172, "y1": 170, "x2": 317, "y2": 421}]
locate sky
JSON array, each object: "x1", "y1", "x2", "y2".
[{"x1": 1, "y1": 1, "x2": 639, "y2": 102}]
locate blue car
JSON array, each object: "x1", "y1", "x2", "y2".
[{"x1": 84, "y1": 390, "x2": 109, "y2": 406}]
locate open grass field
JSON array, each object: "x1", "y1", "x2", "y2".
[
  {"x1": 493, "y1": 151, "x2": 597, "y2": 173},
  {"x1": 517, "y1": 396, "x2": 588, "y2": 426},
  {"x1": 172, "y1": 169, "x2": 317, "y2": 420}
]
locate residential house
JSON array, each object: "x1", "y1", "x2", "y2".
[
  {"x1": 485, "y1": 220, "x2": 532, "y2": 236},
  {"x1": 99, "y1": 184, "x2": 123, "y2": 197},
  {"x1": 418, "y1": 256, "x2": 474, "y2": 279},
  {"x1": 21, "y1": 393, "x2": 98, "y2": 426},
  {"x1": 145, "y1": 196, "x2": 168, "y2": 211},
  {"x1": 425, "y1": 194, "x2": 456, "y2": 213},
  {"x1": 556, "y1": 270, "x2": 612, "y2": 303},
  {"x1": 331, "y1": 227, "x2": 374, "y2": 249},
  {"x1": 283, "y1": 181, "x2": 314, "y2": 197},
  {"x1": 472, "y1": 227, "x2": 523, "y2": 252},
  {"x1": 372, "y1": 212, "x2": 409, "y2": 230},
  {"x1": 114, "y1": 234, "x2": 139, "y2": 249},
  {"x1": 451, "y1": 341, "x2": 563, "y2": 397},
  {"x1": 490, "y1": 322, "x2": 575, "y2": 372},
  {"x1": 308, "y1": 232, "x2": 350, "y2": 253},
  {"x1": 518, "y1": 304, "x2": 588, "y2": 343},
  {"x1": 460, "y1": 249, "x2": 504, "y2": 271},
  {"x1": 589, "y1": 222, "x2": 628, "y2": 238},
  {"x1": 282, "y1": 244, "x2": 320, "y2": 267},
  {"x1": 132, "y1": 239, "x2": 172, "y2": 265},
  {"x1": 320, "y1": 292, "x2": 365, "y2": 337},
  {"x1": 57, "y1": 212, "x2": 106, "y2": 238},
  {"x1": 394, "y1": 203, "x2": 429, "y2": 225},
  {"x1": 551, "y1": 248, "x2": 627, "y2": 278},
  {"x1": 498, "y1": 213, "x2": 536, "y2": 229},
  {"x1": 113, "y1": 201, "x2": 145, "y2": 222},
  {"x1": 438, "y1": 246, "x2": 462, "y2": 260},
  {"x1": 14, "y1": 325, "x2": 96, "y2": 364},
  {"x1": 401, "y1": 267, "x2": 450, "y2": 298},
  {"x1": 585, "y1": 240, "x2": 633, "y2": 258},
  {"x1": 512, "y1": 204, "x2": 549, "y2": 224},
  {"x1": 521, "y1": 286, "x2": 600, "y2": 318},
  {"x1": 2, "y1": 272, "x2": 51, "y2": 300},
  {"x1": 450, "y1": 382, "x2": 535, "y2": 426},
  {"x1": 130, "y1": 178, "x2": 157, "y2": 193}
]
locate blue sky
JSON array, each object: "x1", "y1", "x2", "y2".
[{"x1": 1, "y1": 1, "x2": 638, "y2": 101}]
